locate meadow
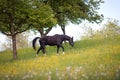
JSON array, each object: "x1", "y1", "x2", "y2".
[{"x1": 0, "y1": 37, "x2": 120, "y2": 80}]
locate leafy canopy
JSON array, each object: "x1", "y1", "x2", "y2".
[
  {"x1": 30, "y1": 0, "x2": 57, "y2": 31},
  {"x1": 0, "y1": 0, "x2": 32, "y2": 36}
]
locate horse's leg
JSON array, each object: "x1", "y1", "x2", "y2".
[
  {"x1": 57, "y1": 46, "x2": 60, "y2": 54},
  {"x1": 60, "y1": 45, "x2": 65, "y2": 54},
  {"x1": 37, "y1": 47, "x2": 42, "y2": 55},
  {"x1": 42, "y1": 47, "x2": 46, "y2": 56},
  {"x1": 57, "y1": 45, "x2": 65, "y2": 54},
  {"x1": 41, "y1": 44, "x2": 46, "y2": 56}
]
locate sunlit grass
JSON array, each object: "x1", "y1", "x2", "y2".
[{"x1": 0, "y1": 37, "x2": 120, "y2": 80}]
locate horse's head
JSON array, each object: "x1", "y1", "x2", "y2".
[{"x1": 69, "y1": 37, "x2": 74, "y2": 47}]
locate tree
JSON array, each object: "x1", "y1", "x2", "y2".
[
  {"x1": 31, "y1": 0, "x2": 57, "y2": 36},
  {"x1": 81, "y1": 18, "x2": 120, "y2": 39},
  {"x1": 0, "y1": 0, "x2": 32, "y2": 59},
  {"x1": 103, "y1": 19, "x2": 120, "y2": 38},
  {"x1": 30, "y1": 0, "x2": 104, "y2": 36},
  {"x1": 44, "y1": 0, "x2": 104, "y2": 35}
]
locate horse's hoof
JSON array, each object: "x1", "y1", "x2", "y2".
[
  {"x1": 35, "y1": 54, "x2": 38, "y2": 57},
  {"x1": 44, "y1": 54, "x2": 47, "y2": 56},
  {"x1": 42, "y1": 54, "x2": 46, "y2": 56},
  {"x1": 56, "y1": 53, "x2": 59, "y2": 56}
]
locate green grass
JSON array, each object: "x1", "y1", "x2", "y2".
[{"x1": 0, "y1": 37, "x2": 120, "y2": 80}]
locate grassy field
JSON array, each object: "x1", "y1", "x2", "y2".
[{"x1": 0, "y1": 37, "x2": 120, "y2": 80}]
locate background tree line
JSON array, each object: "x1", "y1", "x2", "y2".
[
  {"x1": 0, "y1": 0, "x2": 104, "y2": 59},
  {"x1": 82, "y1": 18, "x2": 120, "y2": 39}
]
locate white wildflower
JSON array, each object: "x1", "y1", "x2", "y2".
[
  {"x1": 56, "y1": 72, "x2": 59, "y2": 77},
  {"x1": 22, "y1": 74, "x2": 29, "y2": 80},
  {"x1": 101, "y1": 72, "x2": 107, "y2": 76},
  {"x1": 58, "y1": 76, "x2": 62, "y2": 80},
  {"x1": 5, "y1": 75, "x2": 9, "y2": 78},
  {"x1": 62, "y1": 73, "x2": 65, "y2": 77},
  {"x1": 66, "y1": 66, "x2": 71, "y2": 72},
  {"x1": 74, "y1": 76, "x2": 77, "y2": 80},
  {"x1": 48, "y1": 75, "x2": 51, "y2": 80},
  {"x1": 49, "y1": 71, "x2": 52, "y2": 75}
]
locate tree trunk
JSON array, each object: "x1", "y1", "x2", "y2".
[
  {"x1": 38, "y1": 29, "x2": 45, "y2": 37},
  {"x1": 61, "y1": 25, "x2": 66, "y2": 35},
  {"x1": 38, "y1": 27, "x2": 52, "y2": 37},
  {"x1": 12, "y1": 35, "x2": 17, "y2": 59}
]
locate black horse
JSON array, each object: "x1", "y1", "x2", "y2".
[{"x1": 32, "y1": 34, "x2": 74, "y2": 55}]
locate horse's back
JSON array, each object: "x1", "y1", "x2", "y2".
[
  {"x1": 47, "y1": 35, "x2": 63, "y2": 45},
  {"x1": 44, "y1": 36, "x2": 58, "y2": 45},
  {"x1": 40, "y1": 34, "x2": 64, "y2": 46}
]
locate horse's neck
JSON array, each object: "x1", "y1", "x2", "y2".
[{"x1": 62, "y1": 35, "x2": 70, "y2": 41}]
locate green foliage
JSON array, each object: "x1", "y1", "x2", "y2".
[
  {"x1": 29, "y1": 0, "x2": 57, "y2": 36},
  {"x1": 0, "y1": 0, "x2": 31, "y2": 34},
  {"x1": 36, "y1": 0, "x2": 104, "y2": 35},
  {"x1": 48, "y1": 0, "x2": 104, "y2": 24},
  {"x1": 30, "y1": 1, "x2": 57, "y2": 30},
  {"x1": 0, "y1": 37, "x2": 120, "y2": 80}
]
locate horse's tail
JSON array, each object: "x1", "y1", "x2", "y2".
[{"x1": 32, "y1": 37, "x2": 40, "y2": 51}]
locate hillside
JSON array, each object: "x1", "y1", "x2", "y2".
[{"x1": 0, "y1": 37, "x2": 120, "y2": 80}]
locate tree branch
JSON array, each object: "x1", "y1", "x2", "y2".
[
  {"x1": 44, "y1": 27, "x2": 53, "y2": 36},
  {"x1": 15, "y1": 24, "x2": 32, "y2": 35},
  {"x1": 0, "y1": 31, "x2": 11, "y2": 36}
]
